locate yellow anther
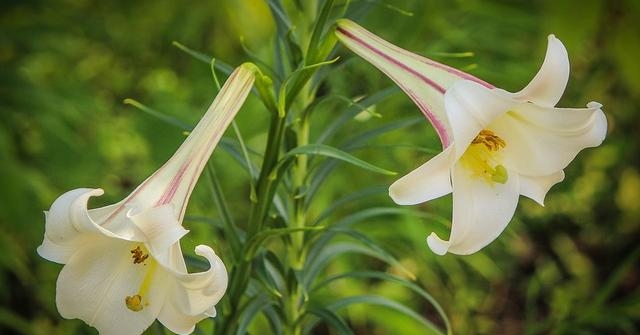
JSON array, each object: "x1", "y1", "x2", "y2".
[
  {"x1": 123, "y1": 248, "x2": 158, "y2": 312},
  {"x1": 461, "y1": 129, "x2": 508, "y2": 184},
  {"x1": 125, "y1": 294, "x2": 144, "y2": 312},
  {"x1": 471, "y1": 129, "x2": 506, "y2": 151},
  {"x1": 130, "y1": 246, "x2": 149, "y2": 264}
]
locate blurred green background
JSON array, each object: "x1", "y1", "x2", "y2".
[{"x1": 1, "y1": 0, "x2": 639, "y2": 334}]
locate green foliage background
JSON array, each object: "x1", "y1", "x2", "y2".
[{"x1": 1, "y1": 0, "x2": 639, "y2": 334}]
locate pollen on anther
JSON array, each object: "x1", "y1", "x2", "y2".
[
  {"x1": 130, "y1": 246, "x2": 149, "y2": 264},
  {"x1": 472, "y1": 129, "x2": 506, "y2": 151}
]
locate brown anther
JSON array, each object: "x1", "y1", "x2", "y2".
[
  {"x1": 130, "y1": 246, "x2": 149, "y2": 264},
  {"x1": 471, "y1": 129, "x2": 506, "y2": 151}
]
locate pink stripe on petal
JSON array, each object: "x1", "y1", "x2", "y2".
[
  {"x1": 419, "y1": 58, "x2": 493, "y2": 89},
  {"x1": 156, "y1": 160, "x2": 191, "y2": 207},
  {"x1": 338, "y1": 24, "x2": 493, "y2": 89},
  {"x1": 337, "y1": 26, "x2": 446, "y2": 94},
  {"x1": 405, "y1": 89, "x2": 451, "y2": 147}
]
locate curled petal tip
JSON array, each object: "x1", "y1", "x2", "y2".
[
  {"x1": 387, "y1": 186, "x2": 405, "y2": 205},
  {"x1": 587, "y1": 101, "x2": 603, "y2": 109},
  {"x1": 426, "y1": 233, "x2": 449, "y2": 256}
]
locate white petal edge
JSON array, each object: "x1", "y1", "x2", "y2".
[
  {"x1": 512, "y1": 35, "x2": 570, "y2": 107},
  {"x1": 38, "y1": 188, "x2": 137, "y2": 264},
  {"x1": 519, "y1": 170, "x2": 565, "y2": 205},
  {"x1": 427, "y1": 164, "x2": 520, "y2": 255},
  {"x1": 157, "y1": 245, "x2": 228, "y2": 334},
  {"x1": 388, "y1": 146, "x2": 454, "y2": 205},
  {"x1": 491, "y1": 101, "x2": 607, "y2": 176}
]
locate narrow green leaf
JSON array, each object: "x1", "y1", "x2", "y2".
[
  {"x1": 284, "y1": 143, "x2": 396, "y2": 175},
  {"x1": 171, "y1": 40, "x2": 210, "y2": 63},
  {"x1": 333, "y1": 229, "x2": 416, "y2": 279},
  {"x1": 306, "y1": 116, "x2": 423, "y2": 205},
  {"x1": 217, "y1": 138, "x2": 261, "y2": 179},
  {"x1": 342, "y1": 116, "x2": 423, "y2": 151},
  {"x1": 328, "y1": 295, "x2": 444, "y2": 335},
  {"x1": 253, "y1": 256, "x2": 284, "y2": 299},
  {"x1": 235, "y1": 294, "x2": 274, "y2": 335},
  {"x1": 267, "y1": 0, "x2": 297, "y2": 79},
  {"x1": 302, "y1": 93, "x2": 382, "y2": 122},
  {"x1": 238, "y1": 36, "x2": 278, "y2": 79},
  {"x1": 262, "y1": 304, "x2": 284, "y2": 335},
  {"x1": 123, "y1": 98, "x2": 190, "y2": 130},
  {"x1": 303, "y1": 232, "x2": 414, "y2": 288},
  {"x1": 316, "y1": 86, "x2": 399, "y2": 144},
  {"x1": 171, "y1": 41, "x2": 234, "y2": 74},
  {"x1": 205, "y1": 163, "x2": 243, "y2": 260},
  {"x1": 266, "y1": 0, "x2": 292, "y2": 32},
  {"x1": 313, "y1": 271, "x2": 451, "y2": 335},
  {"x1": 305, "y1": 307, "x2": 354, "y2": 335},
  {"x1": 263, "y1": 250, "x2": 287, "y2": 292},
  {"x1": 312, "y1": 185, "x2": 387, "y2": 225},
  {"x1": 306, "y1": 0, "x2": 336, "y2": 63},
  {"x1": 244, "y1": 226, "x2": 326, "y2": 261},
  {"x1": 231, "y1": 121, "x2": 257, "y2": 180},
  {"x1": 172, "y1": 41, "x2": 233, "y2": 76},
  {"x1": 304, "y1": 207, "x2": 425, "y2": 285},
  {"x1": 283, "y1": 57, "x2": 340, "y2": 109}
]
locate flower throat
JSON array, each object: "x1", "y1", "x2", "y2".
[{"x1": 461, "y1": 129, "x2": 508, "y2": 184}]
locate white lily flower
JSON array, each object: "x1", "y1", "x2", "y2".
[
  {"x1": 336, "y1": 20, "x2": 607, "y2": 255},
  {"x1": 37, "y1": 64, "x2": 256, "y2": 334}
]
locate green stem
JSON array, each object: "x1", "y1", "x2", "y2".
[
  {"x1": 219, "y1": 103, "x2": 288, "y2": 335},
  {"x1": 281, "y1": 81, "x2": 315, "y2": 335},
  {"x1": 290, "y1": 115, "x2": 310, "y2": 269},
  {"x1": 248, "y1": 112, "x2": 287, "y2": 236}
]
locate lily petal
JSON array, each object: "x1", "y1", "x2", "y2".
[
  {"x1": 127, "y1": 204, "x2": 189, "y2": 255},
  {"x1": 513, "y1": 35, "x2": 570, "y2": 107},
  {"x1": 38, "y1": 188, "x2": 142, "y2": 264},
  {"x1": 335, "y1": 19, "x2": 493, "y2": 147},
  {"x1": 389, "y1": 146, "x2": 454, "y2": 205},
  {"x1": 492, "y1": 101, "x2": 607, "y2": 176},
  {"x1": 56, "y1": 238, "x2": 167, "y2": 335},
  {"x1": 519, "y1": 171, "x2": 565, "y2": 205},
  {"x1": 444, "y1": 80, "x2": 515, "y2": 159},
  {"x1": 157, "y1": 245, "x2": 228, "y2": 334},
  {"x1": 427, "y1": 164, "x2": 520, "y2": 255}
]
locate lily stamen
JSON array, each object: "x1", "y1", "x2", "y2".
[
  {"x1": 125, "y1": 252, "x2": 158, "y2": 312},
  {"x1": 461, "y1": 130, "x2": 508, "y2": 184},
  {"x1": 130, "y1": 246, "x2": 149, "y2": 264}
]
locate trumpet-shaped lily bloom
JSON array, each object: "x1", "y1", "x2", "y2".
[
  {"x1": 37, "y1": 64, "x2": 256, "y2": 334},
  {"x1": 336, "y1": 19, "x2": 607, "y2": 255}
]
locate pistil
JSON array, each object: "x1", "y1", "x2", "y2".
[{"x1": 125, "y1": 245, "x2": 158, "y2": 312}]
